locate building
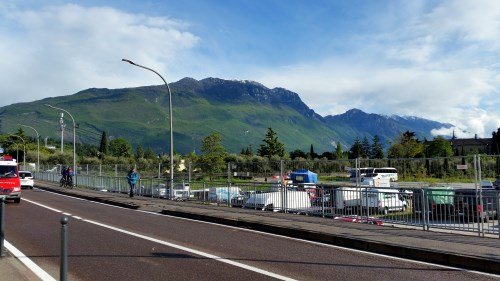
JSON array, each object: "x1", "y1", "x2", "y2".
[{"x1": 450, "y1": 133, "x2": 492, "y2": 155}]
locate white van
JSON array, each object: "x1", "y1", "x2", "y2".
[
  {"x1": 244, "y1": 190, "x2": 311, "y2": 212},
  {"x1": 333, "y1": 187, "x2": 361, "y2": 211},
  {"x1": 208, "y1": 187, "x2": 241, "y2": 203},
  {"x1": 360, "y1": 188, "x2": 407, "y2": 215}
]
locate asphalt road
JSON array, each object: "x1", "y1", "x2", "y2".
[{"x1": 3, "y1": 188, "x2": 499, "y2": 281}]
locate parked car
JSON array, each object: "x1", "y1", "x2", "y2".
[
  {"x1": 454, "y1": 188, "x2": 498, "y2": 222},
  {"x1": 360, "y1": 188, "x2": 407, "y2": 215},
  {"x1": 19, "y1": 171, "x2": 34, "y2": 189},
  {"x1": 493, "y1": 178, "x2": 500, "y2": 189}
]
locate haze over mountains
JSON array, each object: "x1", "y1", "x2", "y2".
[{"x1": 0, "y1": 77, "x2": 452, "y2": 154}]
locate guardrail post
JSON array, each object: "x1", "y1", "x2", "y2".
[
  {"x1": 420, "y1": 189, "x2": 426, "y2": 231},
  {"x1": 0, "y1": 196, "x2": 5, "y2": 257},
  {"x1": 497, "y1": 193, "x2": 500, "y2": 239},
  {"x1": 60, "y1": 216, "x2": 69, "y2": 281}
]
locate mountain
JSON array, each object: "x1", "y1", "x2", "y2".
[
  {"x1": 0, "y1": 78, "x2": 452, "y2": 154},
  {"x1": 323, "y1": 109, "x2": 453, "y2": 146}
]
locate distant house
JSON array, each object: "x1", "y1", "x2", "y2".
[{"x1": 450, "y1": 134, "x2": 492, "y2": 155}]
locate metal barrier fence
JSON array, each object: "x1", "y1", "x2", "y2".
[
  {"x1": 35, "y1": 171, "x2": 499, "y2": 238},
  {"x1": 33, "y1": 154, "x2": 500, "y2": 183}
]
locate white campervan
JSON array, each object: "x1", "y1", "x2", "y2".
[
  {"x1": 244, "y1": 190, "x2": 311, "y2": 212},
  {"x1": 333, "y1": 187, "x2": 361, "y2": 211},
  {"x1": 360, "y1": 188, "x2": 407, "y2": 215}
]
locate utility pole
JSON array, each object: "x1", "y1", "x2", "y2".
[{"x1": 60, "y1": 113, "x2": 65, "y2": 153}]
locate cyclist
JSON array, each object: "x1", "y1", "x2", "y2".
[
  {"x1": 66, "y1": 167, "x2": 74, "y2": 187},
  {"x1": 60, "y1": 165, "x2": 68, "y2": 187}
]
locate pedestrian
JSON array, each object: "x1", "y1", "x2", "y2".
[
  {"x1": 126, "y1": 168, "x2": 139, "y2": 198},
  {"x1": 66, "y1": 167, "x2": 74, "y2": 187}
]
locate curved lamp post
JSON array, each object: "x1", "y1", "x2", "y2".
[
  {"x1": 122, "y1": 59, "x2": 174, "y2": 194},
  {"x1": 18, "y1": 124, "x2": 40, "y2": 172},
  {"x1": 45, "y1": 104, "x2": 77, "y2": 185},
  {"x1": 8, "y1": 135, "x2": 26, "y2": 169}
]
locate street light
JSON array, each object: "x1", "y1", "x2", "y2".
[
  {"x1": 18, "y1": 124, "x2": 40, "y2": 172},
  {"x1": 122, "y1": 59, "x2": 174, "y2": 195},
  {"x1": 45, "y1": 104, "x2": 77, "y2": 185},
  {"x1": 8, "y1": 135, "x2": 25, "y2": 169}
]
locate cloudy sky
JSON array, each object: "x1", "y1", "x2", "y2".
[{"x1": 1, "y1": 0, "x2": 499, "y2": 138}]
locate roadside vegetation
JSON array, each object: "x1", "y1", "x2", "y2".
[{"x1": 2, "y1": 126, "x2": 500, "y2": 183}]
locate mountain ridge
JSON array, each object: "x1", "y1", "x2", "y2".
[{"x1": 0, "y1": 77, "x2": 452, "y2": 154}]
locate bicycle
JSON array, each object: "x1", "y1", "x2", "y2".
[{"x1": 59, "y1": 177, "x2": 73, "y2": 188}]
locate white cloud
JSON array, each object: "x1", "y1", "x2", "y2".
[
  {"x1": 0, "y1": 4, "x2": 199, "y2": 105},
  {"x1": 255, "y1": 0, "x2": 500, "y2": 138}
]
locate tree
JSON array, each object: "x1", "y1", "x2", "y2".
[
  {"x1": 371, "y1": 135, "x2": 384, "y2": 159},
  {"x1": 109, "y1": 138, "x2": 132, "y2": 158},
  {"x1": 199, "y1": 132, "x2": 227, "y2": 180},
  {"x1": 309, "y1": 144, "x2": 317, "y2": 159},
  {"x1": 425, "y1": 136, "x2": 453, "y2": 158},
  {"x1": 240, "y1": 144, "x2": 253, "y2": 156},
  {"x1": 290, "y1": 149, "x2": 307, "y2": 159},
  {"x1": 144, "y1": 147, "x2": 156, "y2": 159},
  {"x1": 361, "y1": 136, "x2": 371, "y2": 158},
  {"x1": 135, "y1": 144, "x2": 144, "y2": 159},
  {"x1": 99, "y1": 131, "x2": 108, "y2": 156},
  {"x1": 335, "y1": 142, "x2": 343, "y2": 160},
  {"x1": 348, "y1": 137, "x2": 362, "y2": 159},
  {"x1": 387, "y1": 131, "x2": 424, "y2": 158},
  {"x1": 257, "y1": 127, "x2": 285, "y2": 158},
  {"x1": 492, "y1": 128, "x2": 500, "y2": 155}
]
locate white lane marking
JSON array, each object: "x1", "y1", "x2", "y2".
[
  {"x1": 23, "y1": 198, "x2": 63, "y2": 213},
  {"x1": 23, "y1": 197, "x2": 296, "y2": 281},
  {"x1": 62, "y1": 213, "x2": 72, "y2": 216},
  {"x1": 29, "y1": 190, "x2": 500, "y2": 279},
  {"x1": 4, "y1": 240, "x2": 57, "y2": 281},
  {"x1": 83, "y1": 218, "x2": 297, "y2": 281}
]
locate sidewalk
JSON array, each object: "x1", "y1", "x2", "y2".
[
  {"x1": 26, "y1": 181, "x2": 500, "y2": 275},
  {"x1": 0, "y1": 250, "x2": 41, "y2": 281}
]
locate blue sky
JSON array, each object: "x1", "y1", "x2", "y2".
[{"x1": 1, "y1": 0, "x2": 500, "y2": 138}]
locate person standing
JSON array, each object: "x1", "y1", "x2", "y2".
[
  {"x1": 66, "y1": 166, "x2": 74, "y2": 187},
  {"x1": 126, "y1": 168, "x2": 139, "y2": 198}
]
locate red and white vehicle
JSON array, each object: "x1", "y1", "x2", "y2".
[{"x1": 0, "y1": 155, "x2": 21, "y2": 203}]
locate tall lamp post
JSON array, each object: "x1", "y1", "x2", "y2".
[
  {"x1": 45, "y1": 104, "x2": 77, "y2": 185},
  {"x1": 122, "y1": 59, "x2": 174, "y2": 194},
  {"x1": 9, "y1": 135, "x2": 25, "y2": 169},
  {"x1": 18, "y1": 124, "x2": 40, "y2": 172}
]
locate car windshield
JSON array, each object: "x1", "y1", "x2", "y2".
[
  {"x1": 19, "y1": 172, "x2": 32, "y2": 177},
  {"x1": 0, "y1": 166, "x2": 18, "y2": 178}
]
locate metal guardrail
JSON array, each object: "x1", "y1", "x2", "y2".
[{"x1": 35, "y1": 172, "x2": 499, "y2": 238}]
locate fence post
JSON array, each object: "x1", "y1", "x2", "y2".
[
  {"x1": 203, "y1": 182, "x2": 206, "y2": 203},
  {"x1": 60, "y1": 216, "x2": 69, "y2": 281},
  {"x1": 478, "y1": 155, "x2": 484, "y2": 237},
  {"x1": 227, "y1": 162, "x2": 231, "y2": 207},
  {"x1": 321, "y1": 185, "x2": 325, "y2": 218},
  {"x1": 497, "y1": 193, "x2": 500, "y2": 239},
  {"x1": 0, "y1": 196, "x2": 5, "y2": 257},
  {"x1": 420, "y1": 189, "x2": 426, "y2": 231}
]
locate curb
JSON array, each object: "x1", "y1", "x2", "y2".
[
  {"x1": 160, "y1": 209, "x2": 500, "y2": 275},
  {"x1": 36, "y1": 186, "x2": 140, "y2": 210}
]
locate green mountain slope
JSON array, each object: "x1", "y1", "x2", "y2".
[{"x1": 0, "y1": 78, "x2": 343, "y2": 154}]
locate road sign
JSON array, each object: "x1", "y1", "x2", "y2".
[{"x1": 456, "y1": 164, "x2": 468, "y2": 170}]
